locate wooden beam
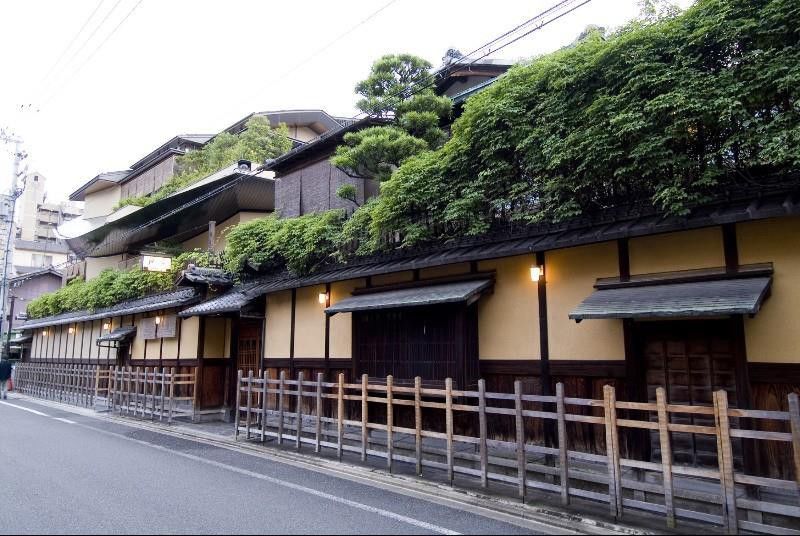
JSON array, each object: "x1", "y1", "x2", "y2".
[
  {"x1": 723, "y1": 223, "x2": 739, "y2": 273},
  {"x1": 207, "y1": 221, "x2": 217, "y2": 251},
  {"x1": 324, "y1": 282, "x2": 331, "y2": 375}
]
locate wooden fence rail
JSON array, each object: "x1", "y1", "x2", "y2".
[
  {"x1": 236, "y1": 371, "x2": 800, "y2": 535},
  {"x1": 108, "y1": 366, "x2": 196, "y2": 424},
  {"x1": 13, "y1": 363, "x2": 109, "y2": 408}
]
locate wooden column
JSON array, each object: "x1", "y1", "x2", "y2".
[
  {"x1": 289, "y1": 288, "x2": 297, "y2": 377},
  {"x1": 207, "y1": 221, "x2": 217, "y2": 251},
  {"x1": 536, "y1": 251, "x2": 556, "y2": 448},
  {"x1": 324, "y1": 283, "x2": 331, "y2": 376}
]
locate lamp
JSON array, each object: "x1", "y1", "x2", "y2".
[
  {"x1": 530, "y1": 265, "x2": 544, "y2": 282},
  {"x1": 154, "y1": 316, "x2": 161, "y2": 325},
  {"x1": 318, "y1": 292, "x2": 329, "y2": 305},
  {"x1": 68, "y1": 326, "x2": 75, "y2": 335},
  {"x1": 102, "y1": 322, "x2": 110, "y2": 331},
  {"x1": 42, "y1": 330, "x2": 48, "y2": 337}
]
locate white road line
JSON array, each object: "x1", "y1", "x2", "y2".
[
  {"x1": 68, "y1": 421, "x2": 461, "y2": 535},
  {"x1": 52, "y1": 417, "x2": 77, "y2": 424},
  {"x1": 0, "y1": 401, "x2": 50, "y2": 417}
]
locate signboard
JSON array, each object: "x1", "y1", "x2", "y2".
[
  {"x1": 157, "y1": 315, "x2": 177, "y2": 338},
  {"x1": 142, "y1": 255, "x2": 172, "y2": 273},
  {"x1": 139, "y1": 318, "x2": 157, "y2": 340}
]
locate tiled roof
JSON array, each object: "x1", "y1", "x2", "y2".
[
  {"x1": 21, "y1": 288, "x2": 199, "y2": 330},
  {"x1": 569, "y1": 277, "x2": 772, "y2": 320},
  {"x1": 178, "y1": 281, "x2": 263, "y2": 317},
  {"x1": 97, "y1": 325, "x2": 137, "y2": 342},
  {"x1": 177, "y1": 266, "x2": 233, "y2": 287}
]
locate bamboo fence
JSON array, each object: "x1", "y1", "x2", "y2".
[{"x1": 236, "y1": 370, "x2": 800, "y2": 535}]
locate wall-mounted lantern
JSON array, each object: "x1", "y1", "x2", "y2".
[
  {"x1": 68, "y1": 326, "x2": 75, "y2": 335},
  {"x1": 530, "y1": 265, "x2": 544, "y2": 282},
  {"x1": 318, "y1": 292, "x2": 329, "y2": 306},
  {"x1": 154, "y1": 316, "x2": 161, "y2": 325},
  {"x1": 42, "y1": 330, "x2": 48, "y2": 337},
  {"x1": 102, "y1": 322, "x2": 110, "y2": 331}
]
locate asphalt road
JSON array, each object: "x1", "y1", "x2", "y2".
[{"x1": 0, "y1": 397, "x2": 536, "y2": 535}]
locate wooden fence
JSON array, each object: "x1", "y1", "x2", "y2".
[
  {"x1": 236, "y1": 371, "x2": 800, "y2": 535},
  {"x1": 13, "y1": 363, "x2": 110, "y2": 408},
  {"x1": 108, "y1": 366, "x2": 196, "y2": 423}
]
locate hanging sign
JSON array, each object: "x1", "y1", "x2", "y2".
[{"x1": 142, "y1": 255, "x2": 172, "y2": 272}]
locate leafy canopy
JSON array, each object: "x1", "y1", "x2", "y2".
[
  {"x1": 117, "y1": 116, "x2": 292, "y2": 208},
  {"x1": 355, "y1": 54, "x2": 433, "y2": 117}
]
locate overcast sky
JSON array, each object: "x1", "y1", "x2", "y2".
[{"x1": 0, "y1": 0, "x2": 688, "y2": 203}]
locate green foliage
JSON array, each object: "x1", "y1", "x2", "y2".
[
  {"x1": 333, "y1": 54, "x2": 452, "y2": 182},
  {"x1": 116, "y1": 117, "x2": 292, "y2": 208},
  {"x1": 355, "y1": 54, "x2": 433, "y2": 116},
  {"x1": 349, "y1": 0, "x2": 800, "y2": 248},
  {"x1": 335, "y1": 183, "x2": 359, "y2": 206},
  {"x1": 26, "y1": 249, "x2": 221, "y2": 319},
  {"x1": 224, "y1": 211, "x2": 346, "y2": 276}
]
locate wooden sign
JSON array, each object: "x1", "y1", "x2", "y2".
[
  {"x1": 157, "y1": 315, "x2": 177, "y2": 338},
  {"x1": 139, "y1": 318, "x2": 157, "y2": 340}
]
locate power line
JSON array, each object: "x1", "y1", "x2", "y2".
[
  {"x1": 39, "y1": 0, "x2": 107, "y2": 87},
  {"x1": 43, "y1": 0, "x2": 145, "y2": 106}
]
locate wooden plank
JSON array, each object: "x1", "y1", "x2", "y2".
[
  {"x1": 234, "y1": 370, "x2": 242, "y2": 439},
  {"x1": 556, "y1": 382, "x2": 569, "y2": 506},
  {"x1": 656, "y1": 387, "x2": 675, "y2": 528},
  {"x1": 296, "y1": 371, "x2": 304, "y2": 451},
  {"x1": 246, "y1": 370, "x2": 254, "y2": 440},
  {"x1": 713, "y1": 389, "x2": 738, "y2": 534},
  {"x1": 315, "y1": 373, "x2": 323, "y2": 454},
  {"x1": 514, "y1": 380, "x2": 526, "y2": 501},
  {"x1": 337, "y1": 373, "x2": 345, "y2": 461},
  {"x1": 479, "y1": 379, "x2": 488, "y2": 489},
  {"x1": 386, "y1": 375, "x2": 394, "y2": 473},
  {"x1": 603, "y1": 385, "x2": 622, "y2": 519},
  {"x1": 363, "y1": 374, "x2": 369, "y2": 463},
  {"x1": 789, "y1": 393, "x2": 800, "y2": 491},
  {"x1": 168, "y1": 367, "x2": 176, "y2": 424},
  {"x1": 446, "y1": 377, "x2": 454, "y2": 485},
  {"x1": 278, "y1": 370, "x2": 285, "y2": 445}
]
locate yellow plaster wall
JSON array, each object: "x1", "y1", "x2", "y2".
[
  {"x1": 738, "y1": 217, "x2": 800, "y2": 363},
  {"x1": 477, "y1": 255, "x2": 540, "y2": 360},
  {"x1": 131, "y1": 315, "x2": 145, "y2": 359},
  {"x1": 179, "y1": 316, "x2": 200, "y2": 359},
  {"x1": 629, "y1": 227, "x2": 724, "y2": 275},
  {"x1": 203, "y1": 317, "x2": 228, "y2": 358},
  {"x1": 64, "y1": 324, "x2": 75, "y2": 359},
  {"x1": 181, "y1": 212, "x2": 270, "y2": 253},
  {"x1": 420, "y1": 263, "x2": 472, "y2": 280},
  {"x1": 329, "y1": 279, "x2": 364, "y2": 359},
  {"x1": 546, "y1": 242, "x2": 625, "y2": 361},
  {"x1": 294, "y1": 285, "x2": 326, "y2": 358},
  {"x1": 372, "y1": 271, "x2": 414, "y2": 286},
  {"x1": 265, "y1": 291, "x2": 292, "y2": 359}
]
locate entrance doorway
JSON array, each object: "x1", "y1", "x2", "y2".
[
  {"x1": 237, "y1": 318, "x2": 263, "y2": 375},
  {"x1": 639, "y1": 319, "x2": 746, "y2": 467}
]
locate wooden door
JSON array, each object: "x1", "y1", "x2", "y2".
[
  {"x1": 640, "y1": 320, "x2": 744, "y2": 467},
  {"x1": 237, "y1": 319, "x2": 262, "y2": 375}
]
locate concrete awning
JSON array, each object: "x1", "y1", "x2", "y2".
[
  {"x1": 569, "y1": 276, "x2": 772, "y2": 321},
  {"x1": 325, "y1": 279, "x2": 493, "y2": 316}
]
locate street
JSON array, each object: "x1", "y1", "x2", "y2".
[{"x1": 0, "y1": 397, "x2": 537, "y2": 535}]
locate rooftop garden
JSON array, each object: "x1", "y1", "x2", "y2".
[{"x1": 114, "y1": 116, "x2": 292, "y2": 209}]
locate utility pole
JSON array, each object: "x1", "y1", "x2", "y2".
[{"x1": 0, "y1": 131, "x2": 26, "y2": 357}]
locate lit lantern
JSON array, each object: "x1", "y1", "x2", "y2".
[
  {"x1": 530, "y1": 265, "x2": 544, "y2": 282},
  {"x1": 68, "y1": 326, "x2": 75, "y2": 335},
  {"x1": 154, "y1": 316, "x2": 161, "y2": 325},
  {"x1": 102, "y1": 322, "x2": 110, "y2": 331},
  {"x1": 42, "y1": 330, "x2": 48, "y2": 337},
  {"x1": 318, "y1": 292, "x2": 329, "y2": 305}
]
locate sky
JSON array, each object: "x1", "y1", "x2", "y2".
[{"x1": 0, "y1": 0, "x2": 687, "y2": 204}]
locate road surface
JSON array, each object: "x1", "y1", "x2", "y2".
[{"x1": 0, "y1": 396, "x2": 539, "y2": 535}]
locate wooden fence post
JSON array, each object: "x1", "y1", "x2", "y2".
[
  {"x1": 315, "y1": 373, "x2": 323, "y2": 453},
  {"x1": 514, "y1": 380, "x2": 526, "y2": 501},
  {"x1": 714, "y1": 389, "x2": 738, "y2": 534},
  {"x1": 159, "y1": 367, "x2": 167, "y2": 421},
  {"x1": 246, "y1": 370, "x2": 254, "y2": 440},
  {"x1": 296, "y1": 371, "x2": 304, "y2": 450},
  {"x1": 446, "y1": 377, "x2": 454, "y2": 485},
  {"x1": 603, "y1": 384, "x2": 622, "y2": 519},
  {"x1": 656, "y1": 387, "x2": 675, "y2": 528},
  {"x1": 386, "y1": 375, "x2": 393, "y2": 472},
  {"x1": 278, "y1": 370, "x2": 285, "y2": 445},
  {"x1": 261, "y1": 371, "x2": 268, "y2": 443},
  {"x1": 415, "y1": 376, "x2": 423, "y2": 476},
  {"x1": 234, "y1": 370, "x2": 242, "y2": 439},
  {"x1": 789, "y1": 393, "x2": 800, "y2": 493},
  {"x1": 556, "y1": 382, "x2": 569, "y2": 506},
  {"x1": 363, "y1": 374, "x2": 370, "y2": 463},
  {"x1": 168, "y1": 367, "x2": 176, "y2": 424},
  {"x1": 479, "y1": 379, "x2": 488, "y2": 488},
  {"x1": 337, "y1": 373, "x2": 345, "y2": 461},
  {"x1": 93, "y1": 366, "x2": 100, "y2": 409}
]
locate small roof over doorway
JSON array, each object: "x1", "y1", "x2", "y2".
[
  {"x1": 325, "y1": 279, "x2": 493, "y2": 316},
  {"x1": 569, "y1": 272, "x2": 772, "y2": 322}
]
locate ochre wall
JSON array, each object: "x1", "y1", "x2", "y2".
[
  {"x1": 294, "y1": 285, "x2": 326, "y2": 358},
  {"x1": 546, "y1": 241, "x2": 625, "y2": 361},
  {"x1": 330, "y1": 279, "x2": 364, "y2": 359},
  {"x1": 179, "y1": 316, "x2": 200, "y2": 359},
  {"x1": 203, "y1": 317, "x2": 229, "y2": 358},
  {"x1": 738, "y1": 217, "x2": 800, "y2": 363},
  {"x1": 477, "y1": 255, "x2": 540, "y2": 360},
  {"x1": 629, "y1": 227, "x2": 724, "y2": 275},
  {"x1": 181, "y1": 212, "x2": 270, "y2": 253},
  {"x1": 265, "y1": 291, "x2": 292, "y2": 358}
]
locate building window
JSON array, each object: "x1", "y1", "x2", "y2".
[{"x1": 31, "y1": 254, "x2": 53, "y2": 267}]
